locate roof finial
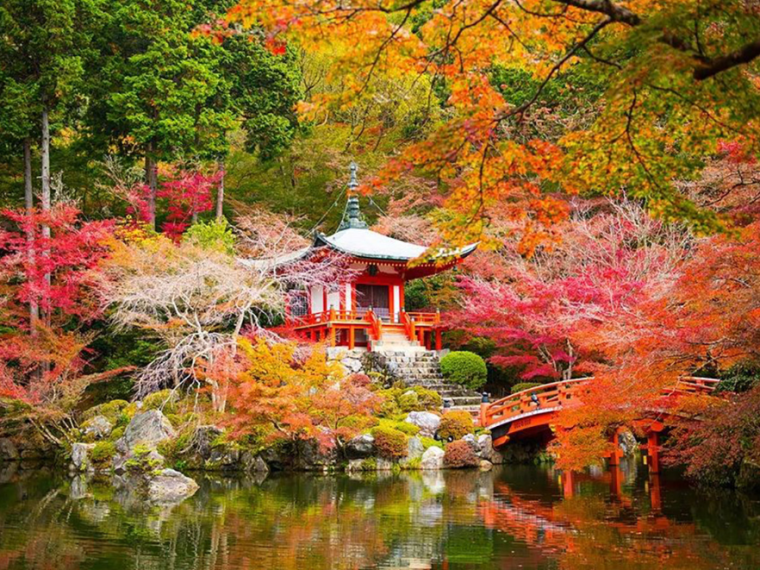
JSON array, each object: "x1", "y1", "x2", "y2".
[
  {"x1": 339, "y1": 161, "x2": 368, "y2": 230},
  {"x1": 348, "y1": 161, "x2": 358, "y2": 192}
]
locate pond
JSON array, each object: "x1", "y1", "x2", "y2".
[{"x1": 0, "y1": 461, "x2": 759, "y2": 569}]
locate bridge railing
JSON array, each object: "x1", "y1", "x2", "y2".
[
  {"x1": 483, "y1": 376, "x2": 720, "y2": 429},
  {"x1": 483, "y1": 378, "x2": 591, "y2": 428}
]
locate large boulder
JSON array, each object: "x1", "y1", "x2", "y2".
[
  {"x1": 293, "y1": 440, "x2": 338, "y2": 471},
  {"x1": 0, "y1": 438, "x2": 19, "y2": 461},
  {"x1": 346, "y1": 434, "x2": 375, "y2": 459},
  {"x1": 406, "y1": 437, "x2": 424, "y2": 461},
  {"x1": 121, "y1": 410, "x2": 175, "y2": 452},
  {"x1": 405, "y1": 412, "x2": 441, "y2": 438},
  {"x1": 147, "y1": 469, "x2": 199, "y2": 503},
  {"x1": 421, "y1": 446, "x2": 445, "y2": 470},
  {"x1": 82, "y1": 416, "x2": 113, "y2": 440}
]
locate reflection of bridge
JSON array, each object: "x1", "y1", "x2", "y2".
[
  {"x1": 479, "y1": 467, "x2": 697, "y2": 561},
  {"x1": 479, "y1": 377, "x2": 720, "y2": 469}
]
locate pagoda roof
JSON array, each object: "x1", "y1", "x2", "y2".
[{"x1": 313, "y1": 227, "x2": 477, "y2": 262}]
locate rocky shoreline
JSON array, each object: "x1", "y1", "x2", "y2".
[{"x1": 0, "y1": 407, "x2": 517, "y2": 505}]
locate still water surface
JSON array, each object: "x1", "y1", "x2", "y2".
[{"x1": 0, "y1": 462, "x2": 758, "y2": 569}]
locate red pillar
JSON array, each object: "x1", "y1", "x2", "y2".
[
  {"x1": 562, "y1": 471, "x2": 575, "y2": 499},
  {"x1": 647, "y1": 431, "x2": 660, "y2": 474},
  {"x1": 435, "y1": 329, "x2": 442, "y2": 351},
  {"x1": 348, "y1": 326, "x2": 355, "y2": 350}
]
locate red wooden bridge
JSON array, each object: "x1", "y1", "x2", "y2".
[{"x1": 479, "y1": 376, "x2": 720, "y2": 469}]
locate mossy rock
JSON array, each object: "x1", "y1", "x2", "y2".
[
  {"x1": 143, "y1": 389, "x2": 179, "y2": 414},
  {"x1": 91, "y1": 441, "x2": 117, "y2": 465},
  {"x1": 82, "y1": 400, "x2": 129, "y2": 423}
]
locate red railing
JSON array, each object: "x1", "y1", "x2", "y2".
[
  {"x1": 482, "y1": 376, "x2": 720, "y2": 430},
  {"x1": 400, "y1": 310, "x2": 415, "y2": 340},
  {"x1": 406, "y1": 311, "x2": 441, "y2": 325},
  {"x1": 365, "y1": 309, "x2": 383, "y2": 340}
]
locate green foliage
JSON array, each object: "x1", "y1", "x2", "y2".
[
  {"x1": 420, "y1": 436, "x2": 443, "y2": 450},
  {"x1": 438, "y1": 411, "x2": 474, "y2": 441},
  {"x1": 125, "y1": 444, "x2": 162, "y2": 475},
  {"x1": 82, "y1": 400, "x2": 129, "y2": 423},
  {"x1": 370, "y1": 426, "x2": 408, "y2": 459},
  {"x1": 378, "y1": 385, "x2": 443, "y2": 417},
  {"x1": 443, "y1": 440, "x2": 479, "y2": 468},
  {"x1": 108, "y1": 426, "x2": 125, "y2": 442},
  {"x1": 403, "y1": 457, "x2": 422, "y2": 470},
  {"x1": 440, "y1": 351, "x2": 488, "y2": 390},
  {"x1": 377, "y1": 418, "x2": 419, "y2": 437},
  {"x1": 90, "y1": 441, "x2": 116, "y2": 464},
  {"x1": 142, "y1": 389, "x2": 178, "y2": 414},
  {"x1": 184, "y1": 219, "x2": 235, "y2": 254},
  {"x1": 511, "y1": 382, "x2": 542, "y2": 394},
  {"x1": 717, "y1": 362, "x2": 760, "y2": 394}
]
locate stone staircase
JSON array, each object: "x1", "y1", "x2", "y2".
[{"x1": 377, "y1": 349, "x2": 483, "y2": 416}]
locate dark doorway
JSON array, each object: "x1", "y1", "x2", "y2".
[{"x1": 355, "y1": 284, "x2": 390, "y2": 319}]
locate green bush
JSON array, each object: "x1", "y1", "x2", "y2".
[
  {"x1": 438, "y1": 411, "x2": 474, "y2": 441},
  {"x1": 371, "y1": 426, "x2": 408, "y2": 459},
  {"x1": 184, "y1": 218, "x2": 235, "y2": 254},
  {"x1": 91, "y1": 441, "x2": 116, "y2": 464},
  {"x1": 143, "y1": 389, "x2": 178, "y2": 414},
  {"x1": 440, "y1": 351, "x2": 487, "y2": 390},
  {"x1": 443, "y1": 440, "x2": 479, "y2": 468},
  {"x1": 420, "y1": 436, "x2": 443, "y2": 450},
  {"x1": 511, "y1": 382, "x2": 542, "y2": 394}
]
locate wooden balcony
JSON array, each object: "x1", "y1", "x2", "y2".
[{"x1": 289, "y1": 308, "x2": 443, "y2": 350}]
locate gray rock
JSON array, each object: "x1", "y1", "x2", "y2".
[
  {"x1": 405, "y1": 412, "x2": 441, "y2": 438},
  {"x1": 479, "y1": 460, "x2": 493, "y2": 471},
  {"x1": 406, "y1": 437, "x2": 424, "y2": 461},
  {"x1": 346, "y1": 459, "x2": 365, "y2": 472},
  {"x1": 462, "y1": 434, "x2": 478, "y2": 450},
  {"x1": 113, "y1": 448, "x2": 165, "y2": 475},
  {"x1": 147, "y1": 469, "x2": 199, "y2": 503},
  {"x1": 0, "y1": 438, "x2": 19, "y2": 461},
  {"x1": 192, "y1": 425, "x2": 223, "y2": 459},
  {"x1": 341, "y1": 357, "x2": 363, "y2": 373},
  {"x1": 240, "y1": 451, "x2": 269, "y2": 474},
  {"x1": 376, "y1": 458, "x2": 394, "y2": 471},
  {"x1": 294, "y1": 440, "x2": 337, "y2": 471},
  {"x1": 476, "y1": 434, "x2": 494, "y2": 461},
  {"x1": 206, "y1": 446, "x2": 241, "y2": 470},
  {"x1": 71, "y1": 443, "x2": 95, "y2": 472},
  {"x1": 83, "y1": 416, "x2": 113, "y2": 440},
  {"x1": 121, "y1": 410, "x2": 175, "y2": 451},
  {"x1": 421, "y1": 446, "x2": 445, "y2": 470},
  {"x1": 346, "y1": 434, "x2": 375, "y2": 459}
]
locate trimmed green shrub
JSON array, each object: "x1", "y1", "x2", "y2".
[
  {"x1": 420, "y1": 436, "x2": 443, "y2": 450},
  {"x1": 443, "y1": 440, "x2": 479, "y2": 468},
  {"x1": 511, "y1": 382, "x2": 542, "y2": 394},
  {"x1": 440, "y1": 351, "x2": 487, "y2": 390},
  {"x1": 371, "y1": 426, "x2": 408, "y2": 459},
  {"x1": 438, "y1": 411, "x2": 474, "y2": 441},
  {"x1": 378, "y1": 418, "x2": 420, "y2": 436}
]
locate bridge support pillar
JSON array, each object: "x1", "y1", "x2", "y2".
[{"x1": 646, "y1": 431, "x2": 660, "y2": 474}]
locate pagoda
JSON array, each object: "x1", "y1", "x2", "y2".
[{"x1": 287, "y1": 164, "x2": 477, "y2": 352}]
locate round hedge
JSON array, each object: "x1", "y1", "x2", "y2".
[{"x1": 440, "y1": 351, "x2": 488, "y2": 390}]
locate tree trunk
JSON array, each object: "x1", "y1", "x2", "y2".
[
  {"x1": 41, "y1": 107, "x2": 51, "y2": 310},
  {"x1": 23, "y1": 139, "x2": 39, "y2": 328},
  {"x1": 216, "y1": 158, "x2": 225, "y2": 220},
  {"x1": 145, "y1": 145, "x2": 158, "y2": 230}
]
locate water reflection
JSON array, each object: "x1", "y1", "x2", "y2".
[{"x1": 0, "y1": 462, "x2": 758, "y2": 569}]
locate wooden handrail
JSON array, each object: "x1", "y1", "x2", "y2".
[
  {"x1": 483, "y1": 376, "x2": 720, "y2": 429},
  {"x1": 400, "y1": 310, "x2": 415, "y2": 341}
]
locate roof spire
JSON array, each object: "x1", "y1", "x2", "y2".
[{"x1": 339, "y1": 161, "x2": 368, "y2": 230}]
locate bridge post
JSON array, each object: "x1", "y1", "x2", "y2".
[
  {"x1": 646, "y1": 431, "x2": 660, "y2": 474},
  {"x1": 479, "y1": 392, "x2": 490, "y2": 427}
]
